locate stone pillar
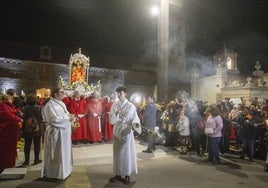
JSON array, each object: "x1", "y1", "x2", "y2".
[
  {"x1": 215, "y1": 65, "x2": 228, "y2": 88},
  {"x1": 191, "y1": 65, "x2": 199, "y2": 99},
  {"x1": 157, "y1": 0, "x2": 169, "y2": 102}
]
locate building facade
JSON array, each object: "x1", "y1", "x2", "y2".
[
  {"x1": 191, "y1": 49, "x2": 268, "y2": 105},
  {"x1": 0, "y1": 55, "x2": 156, "y2": 100}
]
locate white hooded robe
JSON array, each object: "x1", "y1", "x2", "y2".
[
  {"x1": 109, "y1": 99, "x2": 141, "y2": 177},
  {"x1": 41, "y1": 98, "x2": 73, "y2": 180}
]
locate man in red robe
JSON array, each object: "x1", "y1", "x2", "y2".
[
  {"x1": 86, "y1": 92, "x2": 103, "y2": 143},
  {"x1": 69, "y1": 91, "x2": 87, "y2": 144},
  {"x1": 103, "y1": 93, "x2": 115, "y2": 142},
  {"x1": 62, "y1": 95, "x2": 71, "y2": 111}
]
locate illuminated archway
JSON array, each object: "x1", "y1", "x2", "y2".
[{"x1": 36, "y1": 88, "x2": 51, "y2": 98}]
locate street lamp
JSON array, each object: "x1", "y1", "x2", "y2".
[
  {"x1": 150, "y1": 5, "x2": 159, "y2": 16},
  {"x1": 156, "y1": 0, "x2": 183, "y2": 102}
]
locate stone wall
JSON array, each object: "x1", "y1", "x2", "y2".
[{"x1": 0, "y1": 57, "x2": 156, "y2": 98}]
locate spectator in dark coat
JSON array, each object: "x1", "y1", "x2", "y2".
[
  {"x1": 142, "y1": 96, "x2": 157, "y2": 153},
  {"x1": 240, "y1": 110, "x2": 258, "y2": 162},
  {"x1": 188, "y1": 104, "x2": 206, "y2": 157},
  {"x1": 21, "y1": 94, "x2": 44, "y2": 165}
]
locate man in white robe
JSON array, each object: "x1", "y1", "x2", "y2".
[
  {"x1": 109, "y1": 86, "x2": 141, "y2": 185},
  {"x1": 41, "y1": 88, "x2": 75, "y2": 180}
]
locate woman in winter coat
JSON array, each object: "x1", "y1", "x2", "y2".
[
  {"x1": 205, "y1": 105, "x2": 223, "y2": 165},
  {"x1": 0, "y1": 90, "x2": 23, "y2": 173}
]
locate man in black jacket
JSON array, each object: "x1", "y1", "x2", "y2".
[
  {"x1": 142, "y1": 96, "x2": 157, "y2": 153},
  {"x1": 240, "y1": 110, "x2": 258, "y2": 162},
  {"x1": 22, "y1": 94, "x2": 44, "y2": 165}
]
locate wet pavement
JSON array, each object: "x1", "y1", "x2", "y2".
[{"x1": 0, "y1": 138, "x2": 268, "y2": 188}]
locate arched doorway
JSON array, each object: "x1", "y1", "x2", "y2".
[{"x1": 36, "y1": 88, "x2": 51, "y2": 98}]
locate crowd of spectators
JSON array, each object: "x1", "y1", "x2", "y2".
[
  {"x1": 1, "y1": 88, "x2": 268, "y2": 172},
  {"x1": 137, "y1": 96, "x2": 268, "y2": 165}
]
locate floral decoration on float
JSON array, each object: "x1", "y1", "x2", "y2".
[{"x1": 58, "y1": 76, "x2": 101, "y2": 97}]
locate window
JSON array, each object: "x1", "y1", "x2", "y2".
[{"x1": 226, "y1": 57, "x2": 232, "y2": 70}]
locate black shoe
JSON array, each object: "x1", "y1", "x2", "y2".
[
  {"x1": 212, "y1": 160, "x2": 220, "y2": 165},
  {"x1": 22, "y1": 161, "x2": 29, "y2": 166},
  {"x1": 240, "y1": 155, "x2": 245, "y2": 159},
  {"x1": 109, "y1": 175, "x2": 122, "y2": 183},
  {"x1": 82, "y1": 140, "x2": 87, "y2": 144},
  {"x1": 33, "y1": 160, "x2": 42, "y2": 165},
  {"x1": 197, "y1": 153, "x2": 203, "y2": 157},
  {"x1": 204, "y1": 158, "x2": 213, "y2": 163},
  {"x1": 123, "y1": 176, "x2": 130, "y2": 185},
  {"x1": 249, "y1": 158, "x2": 254, "y2": 162},
  {"x1": 143, "y1": 150, "x2": 152, "y2": 153},
  {"x1": 180, "y1": 151, "x2": 187, "y2": 155},
  {"x1": 72, "y1": 141, "x2": 78, "y2": 145},
  {"x1": 264, "y1": 164, "x2": 268, "y2": 172}
]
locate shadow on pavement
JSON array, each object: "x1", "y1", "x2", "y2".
[
  {"x1": 103, "y1": 181, "x2": 136, "y2": 188},
  {"x1": 15, "y1": 177, "x2": 65, "y2": 188}
]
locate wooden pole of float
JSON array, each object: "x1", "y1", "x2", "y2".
[
  {"x1": 86, "y1": 57, "x2": 90, "y2": 84},
  {"x1": 69, "y1": 54, "x2": 73, "y2": 85}
]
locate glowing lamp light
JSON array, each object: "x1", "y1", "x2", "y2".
[
  {"x1": 2, "y1": 81, "x2": 16, "y2": 94},
  {"x1": 21, "y1": 90, "x2": 25, "y2": 97},
  {"x1": 130, "y1": 93, "x2": 143, "y2": 104},
  {"x1": 133, "y1": 96, "x2": 141, "y2": 104},
  {"x1": 150, "y1": 5, "x2": 159, "y2": 16}
]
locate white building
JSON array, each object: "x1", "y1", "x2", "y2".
[{"x1": 191, "y1": 49, "x2": 268, "y2": 106}]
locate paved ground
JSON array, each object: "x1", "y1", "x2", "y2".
[{"x1": 0, "y1": 138, "x2": 267, "y2": 188}]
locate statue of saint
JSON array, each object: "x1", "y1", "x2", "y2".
[
  {"x1": 70, "y1": 59, "x2": 86, "y2": 84},
  {"x1": 255, "y1": 61, "x2": 261, "y2": 71},
  {"x1": 253, "y1": 61, "x2": 264, "y2": 77}
]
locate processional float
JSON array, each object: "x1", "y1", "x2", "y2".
[{"x1": 58, "y1": 48, "x2": 101, "y2": 96}]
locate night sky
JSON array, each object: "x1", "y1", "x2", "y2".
[{"x1": 1, "y1": 0, "x2": 268, "y2": 74}]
